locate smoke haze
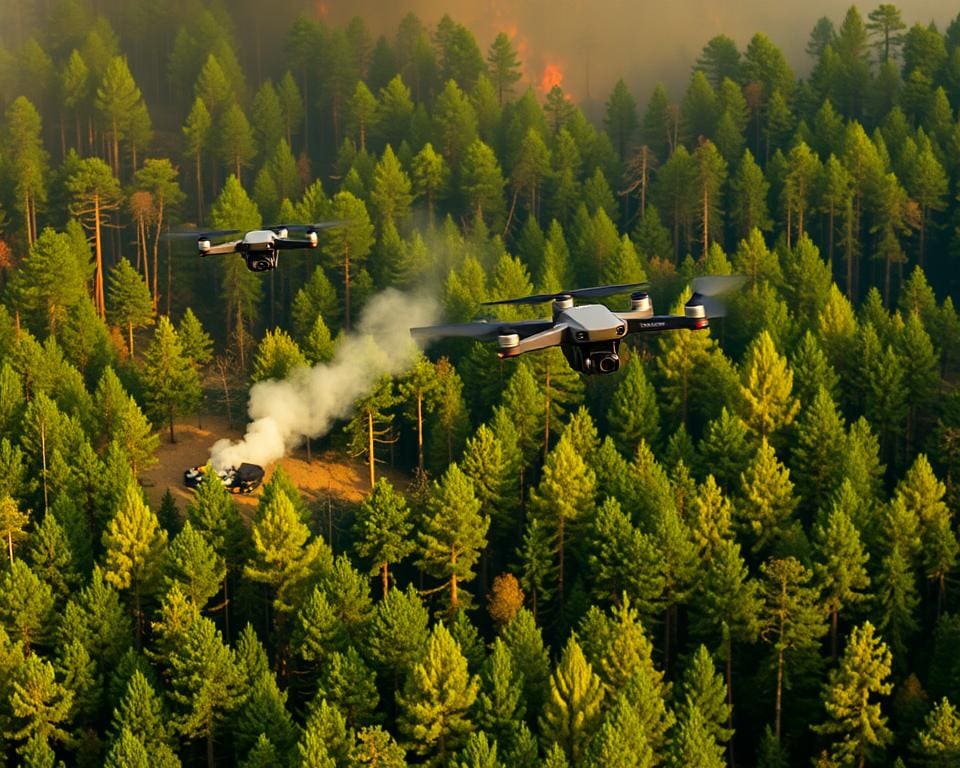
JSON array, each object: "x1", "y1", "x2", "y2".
[
  {"x1": 320, "y1": 0, "x2": 956, "y2": 102},
  {"x1": 210, "y1": 289, "x2": 438, "y2": 470}
]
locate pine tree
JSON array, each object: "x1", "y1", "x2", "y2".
[
  {"x1": 397, "y1": 622, "x2": 478, "y2": 764},
  {"x1": 461, "y1": 139, "x2": 506, "y2": 232},
  {"x1": 245, "y1": 488, "x2": 328, "y2": 619},
  {"x1": 317, "y1": 646, "x2": 379, "y2": 728},
  {"x1": 539, "y1": 636, "x2": 605, "y2": 765},
  {"x1": 365, "y1": 584, "x2": 430, "y2": 686},
  {"x1": 5, "y1": 96, "x2": 48, "y2": 247},
  {"x1": 233, "y1": 670, "x2": 298, "y2": 760},
  {"x1": 411, "y1": 142, "x2": 448, "y2": 226},
  {"x1": 792, "y1": 387, "x2": 847, "y2": 511},
  {"x1": 529, "y1": 433, "x2": 596, "y2": 606},
  {"x1": 0, "y1": 494, "x2": 29, "y2": 564},
  {"x1": 107, "y1": 257, "x2": 154, "y2": 356},
  {"x1": 141, "y1": 316, "x2": 202, "y2": 442},
  {"x1": 813, "y1": 622, "x2": 893, "y2": 768},
  {"x1": 418, "y1": 463, "x2": 489, "y2": 612},
  {"x1": 0, "y1": 558, "x2": 55, "y2": 652},
  {"x1": 182, "y1": 97, "x2": 212, "y2": 222},
  {"x1": 739, "y1": 330, "x2": 800, "y2": 441},
  {"x1": 67, "y1": 155, "x2": 122, "y2": 319},
  {"x1": 251, "y1": 328, "x2": 307, "y2": 382},
  {"x1": 322, "y1": 191, "x2": 375, "y2": 331},
  {"x1": 760, "y1": 557, "x2": 826, "y2": 741},
  {"x1": 354, "y1": 478, "x2": 414, "y2": 597},
  {"x1": 110, "y1": 670, "x2": 179, "y2": 768},
  {"x1": 670, "y1": 704, "x2": 725, "y2": 768},
  {"x1": 370, "y1": 145, "x2": 413, "y2": 227},
  {"x1": 608, "y1": 356, "x2": 660, "y2": 455},
  {"x1": 912, "y1": 697, "x2": 960, "y2": 766},
  {"x1": 164, "y1": 520, "x2": 225, "y2": 609},
  {"x1": 8, "y1": 653, "x2": 74, "y2": 756},
  {"x1": 351, "y1": 725, "x2": 408, "y2": 767},
  {"x1": 166, "y1": 615, "x2": 245, "y2": 768},
  {"x1": 737, "y1": 438, "x2": 798, "y2": 556},
  {"x1": 102, "y1": 480, "x2": 167, "y2": 642},
  {"x1": 814, "y1": 507, "x2": 870, "y2": 660},
  {"x1": 875, "y1": 534, "x2": 919, "y2": 659},
  {"x1": 476, "y1": 637, "x2": 524, "y2": 741},
  {"x1": 345, "y1": 376, "x2": 399, "y2": 489}
]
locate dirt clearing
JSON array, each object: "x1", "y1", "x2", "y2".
[{"x1": 140, "y1": 414, "x2": 406, "y2": 515}]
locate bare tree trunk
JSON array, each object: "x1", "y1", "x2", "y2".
[
  {"x1": 367, "y1": 410, "x2": 375, "y2": 488},
  {"x1": 94, "y1": 194, "x2": 106, "y2": 318}
]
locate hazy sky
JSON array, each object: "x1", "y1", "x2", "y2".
[{"x1": 320, "y1": 0, "x2": 957, "y2": 107}]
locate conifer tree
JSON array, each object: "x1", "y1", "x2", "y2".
[
  {"x1": 110, "y1": 670, "x2": 179, "y2": 768},
  {"x1": 163, "y1": 521, "x2": 225, "y2": 609},
  {"x1": 539, "y1": 636, "x2": 605, "y2": 765},
  {"x1": 524, "y1": 347, "x2": 584, "y2": 460},
  {"x1": 530, "y1": 433, "x2": 596, "y2": 606},
  {"x1": 317, "y1": 646, "x2": 379, "y2": 728},
  {"x1": 397, "y1": 622, "x2": 479, "y2": 764},
  {"x1": 365, "y1": 584, "x2": 430, "y2": 686},
  {"x1": 233, "y1": 671, "x2": 298, "y2": 760},
  {"x1": 699, "y1": 407, "x2": 756, "y2": 493},
  {"x1": 166, "y1": 615, "x2": 245, "y2": 768},
  {"x1": 813, "y1": 622, "x2": 893, "y2": 768},
  {"x1": 351, "y1": 726, "x2": 408, "y2": 768},
  {"x1": 791, "y1": 387, "x2": 847, "y2": 510},
  {"x1": 107, "y1": 257, "x2": 154, "y2": 356},
  {"x1": 345, "y1": 376, "x2": 399, "y2": 489},
  {"x1": 608, "y1": 356, "x2": 660, "y2": 455},
  {"x1": 8, "y1": 654, "x2": 74, "y2": 756},
  {"x1": 418, "y1": 463, "x2": 488, "y2": 612},
  {"x1": 912, "y1": 697, "x2": 960, "y2": 766},
  {"x1": 322, "y1": 190, "x2": 375, "y2": 331},
  {"x1": 814, "y1": 507, "x2": 870, "y2": 660},
  {"x1": 102, "y1": 480, "x2": 168, "y2": 642},
  {"x1": 251, "y1": 328, "x2": 307, "y2": 382},
  {"x1": 5, "y1": 96, "x2": 48, "y2": 246},
  {"x1": 67, "y1": 155, "x2": 122, "y2": 319},
  {"x1": 670, "y1": 704, "x2": 725, "y2": 768},
  {"x1": 875, "y1": 535, "x2": 919, "y2": 659},
  {"x1": 760, "y1": 557, "x2": 826, "y2": 741},
  {"x1": 354, "y1": 478, "x2": 414, "y2": 597},
  {"x1": 739, "y1": 330, "x2": 800, "y2": 441},
  {"x1": 738, "y1": 438, "x2": 798, "y2": 556},
  {"x1": 141, "y1": 316, "x2": 201, "y2": 442},
  {"x1": 0, "y1": 558, "x2": 55, "y2": 652},
  {"x1": 0, "y1": 494, "x2": 29, "y2": 564}
]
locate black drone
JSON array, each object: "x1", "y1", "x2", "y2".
[
  {"x1": 166, "y1": 222, "x2": 342, "y2": 272},
  {"x1": 411, "y1": 276, "x2": 744, "y2": 375}
]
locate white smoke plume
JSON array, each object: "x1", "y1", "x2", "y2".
[{"x1": 209, "y1": 289, "x2": 439, "y2": 470}]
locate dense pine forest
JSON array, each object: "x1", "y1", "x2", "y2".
[{"x1": 6, "y1": 1, "x2": 960, "y2": 766}]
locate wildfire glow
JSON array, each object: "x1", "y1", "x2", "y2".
[
  {"x1": 540, "y1": 63, "x2": 564, "y2": 93},
  {"x1": 314, "y1": 1, "x2": 328, "y2": 18}
]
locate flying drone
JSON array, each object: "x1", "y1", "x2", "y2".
[
  {"x1": 411, "y1": 276, "x2": 744, "y2": 375},
  {"x1": 166, "y1": 222, "x2": 342, "y2": 272}
]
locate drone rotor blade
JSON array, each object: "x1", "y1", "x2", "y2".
[
  {"x1": 690, "y1": 275, "x2": 747, "y2": 297},
  {"x1": 689, "y1": 275, "x2": 747, "y2": 318},
  {"x1": 410, "y1": 322, "x2": 500, "y2": 339},
  {"x1": 483, "y1": 282, "x2": 649, "y2": 306},
  {"x1": 162, "y1": 228, "x2": 241, "y2": 240},
  {"x1": 567, "y1": 282, "x2": 649, "y2": 299}
]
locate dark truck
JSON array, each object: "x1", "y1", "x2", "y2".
[{"x1": 183, "y1": 462, "x2": 265, "y2": 494}]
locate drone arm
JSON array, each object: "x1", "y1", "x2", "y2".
[
  {"x1": 621, "y1": 313, "x2": 709, "y2": 335},
  {"x1": 200, "y1": 240, "x2": 242, "y2": 257},
  {"x1": 274, "y1": 237, "x2": 319, "y2": 251},
  {"x1": 499, "y1": 323, "x2": 569, "y2": 358}
]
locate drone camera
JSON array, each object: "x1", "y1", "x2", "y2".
[
  {"x1": 245, "y1": 253, "x2": 278, "y2": 272},
  {"x1": 586, "y1": 350, "x2": 620, "y2": 374},
  {"x1": 616, "y1": 325, "x2": 626, "y2": 335}
]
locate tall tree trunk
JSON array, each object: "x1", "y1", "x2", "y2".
[
  {"x1": 775, "y1": 648, "x2": 784, "y2": 741},
  {"x1": 417, "y1": 392, "x2": 424, "y2": 472},
  {"x1": 367, "y1": 409, "x2": 375, "y2": 488},
  {"x1": 381, "y1": 561, "x2": 389, "y2": 598},
  {"x1": 344, "y1": 249, "x2": 352, "y2": 331},
  {"x1": 450, "y1": 551, "x2": 458, "y2": 611},
  {"x1": 94, "y1": 194, "x2": 106, "y2": 319}
]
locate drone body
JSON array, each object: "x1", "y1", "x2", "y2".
[
  {"x1": 169, "y1": 222, "x2": 341, "y2": 272},
  {"x1": 411, "y1": 277, "x2": 743, "y2": 375}
]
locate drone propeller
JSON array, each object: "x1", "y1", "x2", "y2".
[
  {"x1": 689, "y1": 275, "x2": 747, "y2": 318},
  {"x1": 483, "y1": 282, "x2": 649, "y2": 306},
  {"x1": 264, "y1": 220, "x2": 345, "y2": 232},
  {"x1": 410, "y1": 321, "x2": 499, "y2": 339},
  {"x1": 163, "y1": 228, "x2": 241, "y2": 240}
]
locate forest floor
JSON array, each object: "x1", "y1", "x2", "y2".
[{"x1": 139, "y1": 413, "x2": 402, "y2": 518}]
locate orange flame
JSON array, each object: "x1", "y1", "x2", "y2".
[
  {"x1": 314, "y1": 1, "x2": 328, "y2": 18},
  {"x1": 540, "y1": 63, "x2": 564, "y2": 93}
]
